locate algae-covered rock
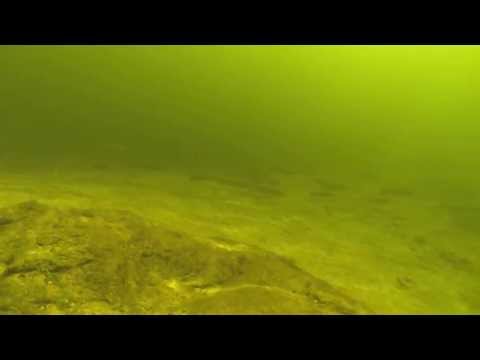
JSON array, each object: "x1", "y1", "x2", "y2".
[{"x1": 0, "y1": 201, "x2": 367, "y2": 314}]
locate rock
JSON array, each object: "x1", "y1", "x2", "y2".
[{"x1": 0, "y1": 201, "x2": 367, "y2": 314}]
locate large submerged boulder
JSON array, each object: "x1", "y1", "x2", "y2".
[{"x1": 0, "y1": 201, "x2": 367, "y2": 314}]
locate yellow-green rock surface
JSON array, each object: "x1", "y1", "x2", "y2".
[{"x1": 0, "y1": 200, "x2": 366, "y2": 314}]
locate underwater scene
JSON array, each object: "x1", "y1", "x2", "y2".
[{"x1": 0, "y1": 45, "x2": 479, "y2": 314}]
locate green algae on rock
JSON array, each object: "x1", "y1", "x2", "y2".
[{"x1": 0, "y1": 201, "x2": 367, "y2": 314}]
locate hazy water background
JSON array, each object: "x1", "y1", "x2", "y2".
[{"x1": 1, "y1": 45, "x2": 480, "y2": 226}]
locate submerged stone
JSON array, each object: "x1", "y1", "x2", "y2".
[{"x1": 0, "y1": 201, "x2": 367, "y2": 314}]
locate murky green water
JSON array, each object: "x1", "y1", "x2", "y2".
[{"x1": 0, "y1": 46, "x2": 479, "y2": 314}]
